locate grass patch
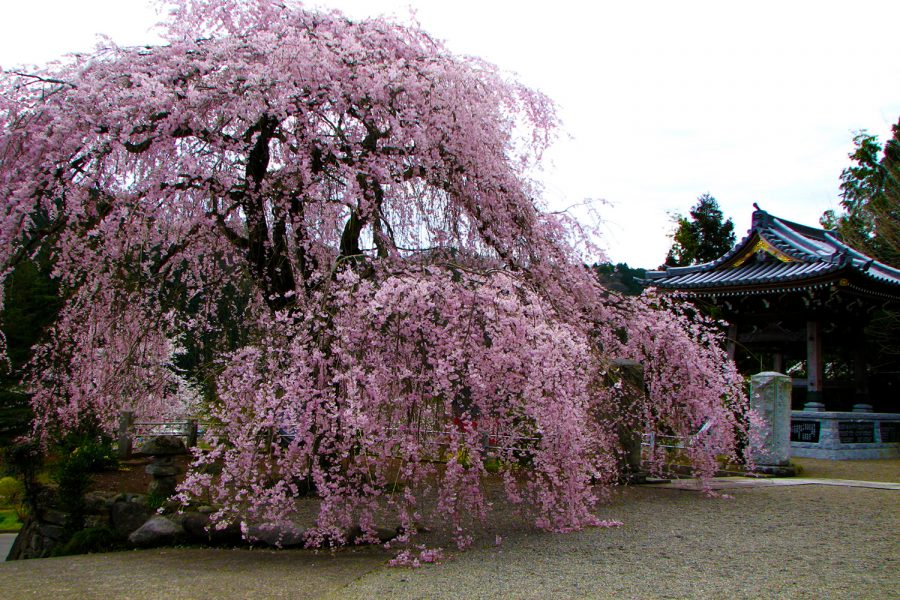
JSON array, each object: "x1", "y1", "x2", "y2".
[{"x1": 0, "y1": 508, "x2": 22, "y2": 531}]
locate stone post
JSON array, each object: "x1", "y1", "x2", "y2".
[
  {"x1": 606, "y1": 359, "x2": 646, "y2": 483},
  {"x1": 118, "y1": 411, "x2": 134, "y2": 460},
  {"x1": 187, "y1": 420, "x2": 199, "y2": 448},
  {"x1": 750, "y1": 371, "x2": 796, "y2": 475}
]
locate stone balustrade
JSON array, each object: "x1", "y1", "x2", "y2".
[{"x1": 790, "y1": 406, "x2": 900, "y2": 460}]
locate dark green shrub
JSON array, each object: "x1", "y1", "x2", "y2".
[
  {"x1": 0, "y1": 388, "x2": 31, "y2": 448},
  {"x1": 51, "y1": 427, "x2": 119, "y2": 532},
  {"x1": 2, "y1": 437, "x2": 43, "y2": 514},
  {"x1": 55, "y1": 424, "x2": 118, "y2": 473},
  {"x1": 146, "y1": 489, "x2": 168, "y2": 511},
  {"x1": 52, "y1": 526, "x2": 124, "y2": 556}
]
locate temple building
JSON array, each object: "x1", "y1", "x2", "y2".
[{"x1": 646, "y1": 207, "x2": 900, "y2": 413}]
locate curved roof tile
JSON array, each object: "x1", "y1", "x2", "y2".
[{"x1": 646, "y1": 209, "x2": 900, "y2": 292}]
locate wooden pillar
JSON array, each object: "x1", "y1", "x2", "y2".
[
  {"x1": 853, "y1": 336, "x2": 869, "y2": 403},
  {"x1": 772, "y1": 352, "x2": 784, "y2": 373},
  {"x1": 806, "y1": 320, "x2": 824, "y2": 404},
  {"x1": 726, "y1": 323, "x2": 738, "y2": 360}
]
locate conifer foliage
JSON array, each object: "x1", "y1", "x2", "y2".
[
  {"x1": 822, "y1": 122, "x2": 900, "y2": 268},
  {"x1": 664, "y1": 194, "x2": 736, "y2": 267},
  {"x1": 0, "y1": 1, "x2": 750, "y2": 546}
]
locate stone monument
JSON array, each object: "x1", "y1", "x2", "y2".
[
  {"x1": 605, "y1": 359, "x2": 647, "y2": 483},
  {"x1": 750, "y1": 371, "x2": 796, "y2": 476},
  {"x1": 139, "y1": 435, "x2": 187, "y2": 498}
]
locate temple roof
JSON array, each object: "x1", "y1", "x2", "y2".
[{"x1": 645, "y1": 208, "x2": 900, "y2": 297}]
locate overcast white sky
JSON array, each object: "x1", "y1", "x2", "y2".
[{"x1": 2, "y1": 0, "x2": 899, "y2": 268}]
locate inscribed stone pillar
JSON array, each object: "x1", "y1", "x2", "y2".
[
  {"x1": 605, "y1": 359, "x2": 646, "y2": 481},
  {"x1": 750, "y1": 371, "x2": 792, "y2": 466}
]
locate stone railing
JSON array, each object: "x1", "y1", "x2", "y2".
[
  {"x1": 790, "y1": 406, "x2": 900, "y2": 460},
  {"x1": 117, "y1": 411, "x2": 200, "y2": 459}
]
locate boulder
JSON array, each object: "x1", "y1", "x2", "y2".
[
  {"x1": 38, "y1": 523, "x2": 66, "y2": 542},
  {"x1": 207, "y1": 520, "x2": 243, "y2": 546},
  {"x1": 247, "y1": 522, "x2": 306, "y2": 548},
  {"x1": 110, "y1": 501, "x2": 153, "y2": 537},
  {"x1": 138, "y1": 436, "x2": 186, "y2": 456},
  {"x1": 83, "y1": 491, "x2": 114, "y2": 512},
  {"x1": 6, "y1": 518, "x2": 52, "y2": 560},
  {"x1": 42, "y1": 509, "x2": 69, "y2": 527},
  {"x1": 345, "y1": 525, "x2": 399, "y2": 545},
  {"x1": 129, "y1": 494, "x2": 150, "y2": 508},
  {"x1": 172, "y1": 512, "x2": 242, "y2": 545},
  {"x1": 84, "y1": 514, "x2": 110, "y2": 529},
  {"x1": 175, "y1": 511, "x2": 210, "y2": 541},
  {"x1": 374, "y1": 527, "x2": 400, "y2": 543},
  {"x1": 128, "y1": 515, "x2": 184, "y2": 548},
  {"x1": 111, "y1": 492, "x2": 147, "y2": 505}
]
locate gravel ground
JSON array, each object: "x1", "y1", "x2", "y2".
[
  {"x1": 792, "y1": 457, "x2": 899, "y2": 482},
  {"x1": 335, "y1": 484, "x2": 898, "y2": 599},
  {"x1": 1, "y1": 459, "x2": 897, "y2": 599}
]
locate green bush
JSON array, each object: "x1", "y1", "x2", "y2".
[
  {"x1": 0, "y1": 508, "x2": 22, "y2": 530},
  {"x1": 52, "y1": 526, "x2": 124, "y2": 556},
  {"x1": 51, "y1": 428, "x2": 119, "y2": 531},
  {"x1": 55, "y1": 429, "x2": 118, "y2": 474},
  {"x1": 146, "y1": 489, "x2": 169, "y2": 511},
  {"x1": 0, "y1": 475, "x2": 23, "y2": 507},
  {"x1": 2, "y1": 438, "x2": 43, "y2": 514}
]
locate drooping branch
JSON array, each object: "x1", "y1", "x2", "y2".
[{"x1": 0, "y1": 0, "x2": 754, "y2": 553}]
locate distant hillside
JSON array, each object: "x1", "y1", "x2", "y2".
[{"x1": 592, "y1": 262, "x2": 648, "y2": 296}]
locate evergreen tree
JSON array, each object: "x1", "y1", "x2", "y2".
[
  {"x1": 664, "y1": 194, "x2": 736, "y2": 267},
  {"x1": 821, "y1": 121, "x2": 900, "y2": 268},
  {"x1": 821, "y1": 120, "x2": 900, "y2": 371},
  {"x1": 0, "y1": 257, "x2": 62, "y2": 445}
]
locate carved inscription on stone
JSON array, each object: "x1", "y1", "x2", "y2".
[
  {"x1": 838, "y1": 421, "x2": 875, "y2": 444},
  {"x1": 790, "y1": 420, "x2": 820, "y2": 443},
  {"x1": 880, "y1": 422, "x2": 900, "y2": 443}
]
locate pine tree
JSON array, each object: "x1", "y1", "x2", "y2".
[
  {"x1": 664, "y1": 194, "x2": 736, "y2": 267},
  {"x1": 821, "y1": 121, "x2": 900, "y2": 268}
]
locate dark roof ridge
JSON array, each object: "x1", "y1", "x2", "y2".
[
  {"x1": 761, "y1": 214, "x2": 832, "y2": 261},
  {"x1": 645, "y1": 206, "x2": 900, "y2": 291},
  {"x1": 753, "y1": 209, "x2": 834, "y2": 242}
]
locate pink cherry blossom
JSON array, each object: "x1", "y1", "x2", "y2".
[{"x1": 0, "y1": 0, "x2": 751, "y2": 547}]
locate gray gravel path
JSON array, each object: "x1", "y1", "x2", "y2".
[
  {"x1": 0, "y1": 533, "x2": 15, "y2": 562},
  {"x1": 0, "y1": 546, "x2": 385, "y2": 599},
  {"x1": 0, "y1": 460, "x2": 897, "y2": 599},
  {"x1": 331, "y1": 484, "x2": 898, "y2": 600}
]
